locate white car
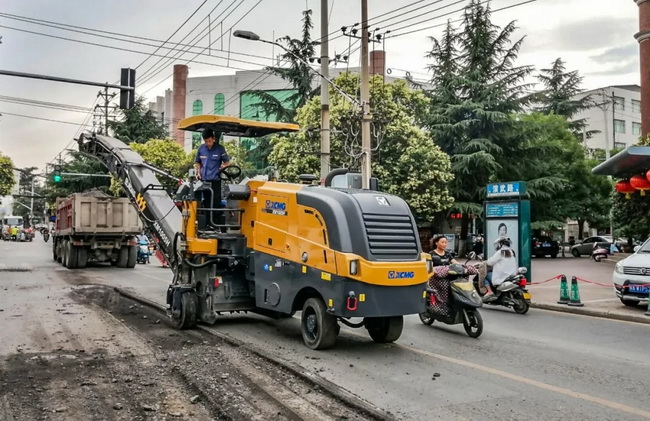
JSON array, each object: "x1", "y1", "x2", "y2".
[{"x1": 613, "y1": 238, "x2": 650, "y2": 307}]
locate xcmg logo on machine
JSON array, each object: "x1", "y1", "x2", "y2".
[
  {"x1": 388, "y1": 271, "x2": 415, "y2": 279},
  {"x1": 263, "y1": 200, "x2": 287, "y2": 216}
]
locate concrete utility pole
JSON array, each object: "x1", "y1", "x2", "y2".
[
  {"x1": 360, "y1": 0, "x2": 372, "y2": 189},
  {"x1": 319, "y1": 0, "x2": 331, "y2": 182},
  {"x1": 599, "y1": 90, "x2": 611, "y2": 161},
  {"x1": 634, "y1": 0, "x2": 650, "y2": 137}
]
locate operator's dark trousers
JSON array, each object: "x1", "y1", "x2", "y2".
[{"x1": 201, "y1": 180, "x2": 223, "y2": 227}]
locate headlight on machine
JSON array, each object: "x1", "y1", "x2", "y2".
[{"x1": 615, "y1": 263, "x2": 624, "y2": 274}]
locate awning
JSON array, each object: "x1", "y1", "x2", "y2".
[
  {"x1": 591, "y1": 146, "x2": 650, "y2": 177},
  {"x1": 177, "y1": 115, "x2": 299, "y2": 138}
]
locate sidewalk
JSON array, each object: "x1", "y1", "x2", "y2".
[{"x1": 527, "y1": 256, "x2": 650, "y2": 324}]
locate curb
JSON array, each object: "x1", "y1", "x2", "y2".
[
  {"x1": 531, "y1": 302, "x2": 650, "y2": 325},
  {"x1": 0, "y1": 264, "x2": 33, "y2": 272}
]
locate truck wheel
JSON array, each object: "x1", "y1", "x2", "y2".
[
  {"x1": 77, "y1": 247, "x2": 88, "y2": 269},
  {"x1": 61, "y1": 241, "x2": 68, "y2": 266},
  {"x1": 172, "y1": 292, "x2": 198, "y2": 329},
  {"x1": 301, "y1": 298, "x2": 338, "y2": 350},
  {"x1": 65, "y1": 242, "x2": 78, "y2": 269},
  {"x1": 365, "y1": 316, "x2": 404, "y2": 343},
  {"x1": 116, "y1": 247, "x2": 128, "y2": 268},
  {"x1": 126, "y1": 246, "x2": 137, "y2": 268}
]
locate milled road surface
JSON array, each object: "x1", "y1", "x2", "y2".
[{"x1": 3, "y1": 238, "x2": 650, "y2": 420}]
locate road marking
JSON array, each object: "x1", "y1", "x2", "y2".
[{"x1": 396, "y1": 343, "x2": 650, "y2": 419}]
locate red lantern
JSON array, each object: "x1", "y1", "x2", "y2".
[
  {"x1": 647, "y1": 169, "x2": 650, "y2": 184},
  {"x1": 615, "y1": 179, "x2": 636, "y2": 199},
  {"x1": 630, "y1": 174, "x2": 650, "y2": 196}
]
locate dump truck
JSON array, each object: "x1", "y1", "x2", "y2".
[{"x1": 52, "y1": 191, "x2": 142, "y2": 269}]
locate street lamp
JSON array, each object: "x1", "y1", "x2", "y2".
[{"x1": 233, "y1": 30, "x2": 360, "y2": 107}]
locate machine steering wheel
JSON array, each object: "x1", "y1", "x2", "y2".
[{"x1": 219, "y1": 165, "x2": 242, "y2": 181}]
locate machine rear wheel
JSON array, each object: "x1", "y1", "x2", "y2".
[
  {"x1": 463, "y1": 309, "x2": 483, "y2": 338},
  {"x1": 366, "y1": 316, "x2": 404, "y2": 343},
  {"x1": 301, "y1": 298, "x2": 338, "y2": 350},
  {"x1": 418, "y1": 311, "x2": 435, "y2": 326},
  {"x1": 172, "y1": 292, "x2": 198, "y2": 329}
]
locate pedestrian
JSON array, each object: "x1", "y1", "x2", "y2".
[{"x1": 194, "y1": 128, "x2": 230, "y2": 227}]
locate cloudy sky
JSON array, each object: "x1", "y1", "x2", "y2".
[{"x1": 0, "y1": 0, "x2": 640, "y2": 171}]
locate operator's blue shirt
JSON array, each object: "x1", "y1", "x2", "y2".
[{"x1": 195, "y1": 143, "x2": 230, "y2": 181}]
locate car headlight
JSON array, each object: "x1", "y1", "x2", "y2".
[{"x1": 615, "y1": 263, "x2": 624, "y2": 274}]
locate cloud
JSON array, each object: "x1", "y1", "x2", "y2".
[
  {"x1": 586, "y1": 61, "x2": 638, "y2": 77},
  {"x1": 590, "y1": 44, "x2": 638, "y2": 64},
  {"x1": 525, "y1": 17, "x2": 637, "y2": 52}
]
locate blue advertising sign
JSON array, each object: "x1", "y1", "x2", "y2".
[
  {"x1": 485, "y1": 202, "x2": 519, "y2": 218},
  {"x1": 486, "y1": 181, "x2": 526, "y2": 198}
]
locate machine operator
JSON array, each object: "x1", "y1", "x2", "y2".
[{"x1": 194, "y1": 128, "x2": 230, "y2": 227}]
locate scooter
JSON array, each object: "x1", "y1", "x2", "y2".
[
  {"x1": 473, "y1": 263, "x2": 530, "y2": 314},
  {"x1": 419, "y1": 263, "x2": 484, "y2": 338},
  {"x1": 43, "y1": 229, "x2": 50, "y2": 242},
  {"x1": 136, "y1": 237, "x2": 151, "y2": 264},
  {"x1": 591, "y1": 244, "x2": 609, "y2": 262}
]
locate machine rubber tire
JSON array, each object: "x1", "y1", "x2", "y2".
[
  {"x1": 463, "y1": 309, "x2": 483, "y2": 338},
  {"x1": 77, "y1": 247, "x2": 88, "y2": 269},
  {"x1": 513, "y1": 297, "x2": 530, "y2": 314},
  {"x1": 366, "y1": 316, "x2": 404, "y2": 343},
  {"x1": 65, "y1": 242, "x2": 78, "y2": 269},
  {"x1": 620, "y1": 298, "x2": 639, "y2": 307},
  {"x1": 172, "y1": 292, "x2": 198, "y2": 329},
  {"x1": 126, "y1": 246, "x2": 137, "y2": 268},
  {"x1": 571, "y1": 249, "x2": 580, "y2": 258},
  {"x1": 116, "y1": 247, "x2": 128, "y2": 268},
  {"x1": 418, "y1": 311, "x2": 435, "y2": 326},
  {"x1": 301, "y1": 298, "x2": 338, "y2": 350}
]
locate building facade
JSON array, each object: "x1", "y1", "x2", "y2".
[{"x1": 573, "y1": 85, "x2": 642, "y2": 153}]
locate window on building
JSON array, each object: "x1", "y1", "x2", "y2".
[
  {"x1": 632, "y1": 99, "x2": 641, "y2": 113},
  {"x1": 614, "y1": 141, "x2": 626, "y2": 149},
  {"x1": 614, "y1": 96, "x2": 625, "y2": 111},
  {"x1": 633, "y1": 122, "x2": 642, "y2": 136},
  {"x1": 214, "y1": 93, "x2": 225, "y2": 115},
  {"x1": 192, "y1": 99, "x2": 203, "y2": 116},
  {"x1": 614, "y1": 119, "x2": 626, "y2": 134}
]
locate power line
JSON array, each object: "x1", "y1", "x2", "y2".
[
  {"x1": 0, "y1": 95, "x2": 93, "y2": 113},
  {"x1": 0, "y1": 110, "x2": 93, "y2": 127}
]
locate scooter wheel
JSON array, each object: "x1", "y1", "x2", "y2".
[
  {"x1": 514, "y1": 298, "x2": 529, "y2": 314},
  {"x1": 418, "y1": 312, "x2": 435, "y2": 326},
  {"x1": 463, "y1": 309, "x2": 483, "y2": 338}
]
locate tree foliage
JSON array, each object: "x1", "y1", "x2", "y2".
[
  {"x1": 129, "y1": 139, "x2": 194, "y2": 190},
  {"x1": 534, "y1": 58, "x2": 594, "y2": 135},
  {"x1": 0, "y1": 152, "x2": 16, "y2": 196},
  {"x1": 269, "y1": 72, "x2": 454, "y2": 222},
  {"x1": 44, "y1": 153, "x2": 111, "y2": 202},
  {"x1": 108, "y1": 97, "x2": 168, "y2": 144}
]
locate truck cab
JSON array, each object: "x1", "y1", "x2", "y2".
[{"x1": 1, "y1": 215, "x2": 24, "y2": 241}]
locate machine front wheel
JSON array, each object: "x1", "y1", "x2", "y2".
[
  {"x1": 172, "y1": 292, "x2": 198, "y2": 330},
  {"x1": 301, "y1": 298, "x2": 338, "y2": 350},
  {"x1": 365, "y1": 316, "x2": 404, "y2": 343}
]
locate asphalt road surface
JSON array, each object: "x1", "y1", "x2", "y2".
[{"x1": 2, "y1": 238, "x2": 650, "y2": 420}]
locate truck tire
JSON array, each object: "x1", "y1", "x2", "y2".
[
  {"x1": 77, "y1": 247, "x2": 88, "y2": 269},
  {"x1": 61, "y1": 241, "x2": 68, "y2": 266},
  {"x1": 126, "y1": 246, "x2": 137, "y2": 268},
  {"x1": 116, "y1": 247, "x2": 128, "y2": 268},
  {"x1": 65, "y1": 242, "x2": 78, "y2": 269}
]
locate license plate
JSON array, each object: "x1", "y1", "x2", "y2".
[
  {"x1": 629, "y1": 285, "x2": 649, "y2": 294},
  {"x1": 523, "y1": 292, "x2": 531, "y2": 300},
  {"x1": 542, "y1": 242, "x2": 550, "y2": 247}
]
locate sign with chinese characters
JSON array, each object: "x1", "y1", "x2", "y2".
[
  {"x1": 486, "y1": 181, "x2": 526, "y2": 198},
  {"x1": 485, "y1": 202, "x2": 519, "y2": 218}
]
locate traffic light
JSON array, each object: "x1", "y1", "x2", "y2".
[
  {"x1": 120, "y1": 68, "x2": 136, "y2": 110},
  {"x1": 52, "y1": 165, "x2": 62, "y2": 183}
]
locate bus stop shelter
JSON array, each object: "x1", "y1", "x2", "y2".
[{"x1": 592, "y1": 146, "x2": 650, "y2": 177}]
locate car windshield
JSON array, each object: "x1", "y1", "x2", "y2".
[
  {"x1": 638, "y1": 239, "x2": 650, "y2": 253},
  {"x1": 601, "y1": 236, "x2": 613, "y2": 242},
  {"x1": 4, "y1": 218, "x2": 22, "y2": 225}
]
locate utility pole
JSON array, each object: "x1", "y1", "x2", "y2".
[
  {"x1": 97, "y1": 86, "x2": 117, "y2": 135},
  {"x1": 612, "y1": 91, "x2": 616, "y2": 152},
  {"x1": 360, "y1": 0, "x2": 372, "y2": 189},
  {"x1": 599, "y1": 90, "x2": 611, "y2": 161},
  {"x1": 320, "y1": 0, "x2": 331, "y2": 182}
]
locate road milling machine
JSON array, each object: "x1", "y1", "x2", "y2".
[{"x1": 77, "y1": 115, "x2": 432, "y2": 349}]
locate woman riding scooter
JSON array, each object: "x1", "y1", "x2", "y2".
[{"x1": 483, "y1": 236, "x2": 518, "y2": 301}]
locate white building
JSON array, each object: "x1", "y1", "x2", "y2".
[{"x1": 573, "y1": 85, "x2": 642, "y2": 152}]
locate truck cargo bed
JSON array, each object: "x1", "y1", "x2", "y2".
[{"x1": 55, "y1": 194, "x2": 142, "y2": 236}]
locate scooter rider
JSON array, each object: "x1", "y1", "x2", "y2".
[
  {"x1": 483, "y1": 236, "x2": 518, "y2": 300},
  {"x1": 430, "y1": 235, "x2": 458, "y2": 267}
]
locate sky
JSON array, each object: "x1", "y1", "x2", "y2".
[{"x1": 0, "y1": 0, "x2": 641, "y2": 171}]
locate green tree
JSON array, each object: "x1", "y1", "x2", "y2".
[
  {"x1": 0, "y1": 152, "x2": 15, "y2": 196},
  {"x1": 423, "y1": 0, "x2": 552, "y2": 248},
  {"x1": 12, "y1": 167, "x2": 47, "y2": 220},
  {"x1": 44, "y1": 153, "x2": 111, "y2": 202},
  {"x1": 534, "y1": 58, "x2": 595, "y2": 135},
  {"x1": 269, "y1": 72, "x2": 454, "y2": 222},
  {"x1": 108, "y1": 97, "x2": 168, "y2": 144},
  {"x1": 613, "y1": 191, "x2": 650, "y2": 244},
  {"x1": 130, "y1": 139, "x2": 194, "y2": 190}
]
